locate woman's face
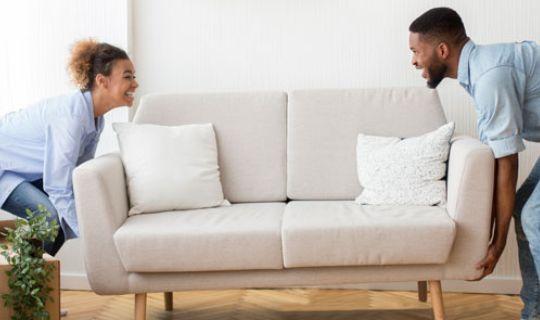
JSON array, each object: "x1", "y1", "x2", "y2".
[{"x1": 101, "y1": 59, "x2": 139, "y2": 107}]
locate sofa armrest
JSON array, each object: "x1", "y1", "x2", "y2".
[
  {"x1": 444, "y1": 136, "x2": 495, "y2": 280},
  {"x1": 73, "y1": 153, "x2": 129, "y2": 294}
]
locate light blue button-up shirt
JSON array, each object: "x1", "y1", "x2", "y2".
[
  {"x1": 457, "y1": 39, "x2": 540, "y2": 159},
  {"x1": 0, "y1": 90, "x2": 104, "y2": 239}
]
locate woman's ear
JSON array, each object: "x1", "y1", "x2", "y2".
[{"x1": 95, "y1": 74, "x2": 108, "y2": 89}]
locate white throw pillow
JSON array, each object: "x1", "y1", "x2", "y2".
[
  {"x1": 355, "y1": 122, "x2": 455, "y2": 206},
  {"x1": 113, "y1": 122, "x2": 229, "y2": 215}
]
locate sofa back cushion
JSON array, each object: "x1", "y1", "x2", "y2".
[
  {"x1": 133, "y1": 91, "x2": 287, "y2": 203},
  {"x1": 287, "y1": 87, "x2": 447, "y2": 200}
]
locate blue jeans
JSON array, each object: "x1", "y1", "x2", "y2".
[
  {"x1": 515, "y1": 157, "x2": 540, "y2": 320},
  {"x1": 1, "y1": 179, "x2": 65, "y2": 256}
]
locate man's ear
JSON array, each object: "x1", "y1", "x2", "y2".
[
  {"x1": 95, "y1": 74, "x2": 108, "y2": 89},
  {"x1": 437, "y1": 42, "x2": 451, "y2": 60}
]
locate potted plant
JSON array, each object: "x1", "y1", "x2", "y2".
[{"x1": 0, "y1": 205, "x2": 59, "y2": 320}]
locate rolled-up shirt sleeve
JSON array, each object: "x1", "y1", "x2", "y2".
[
  {"x1": 43, "y1": 116, "x2": 84, "y2": 239},
  {"x1": 473, "y1": 66, "x2": 526, "y2": 158}
]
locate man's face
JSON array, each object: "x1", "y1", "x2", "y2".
[{"x1": 409, "y1": 32, "x2": 448, "y2": 89}]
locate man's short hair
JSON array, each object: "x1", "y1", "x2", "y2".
[{"x1": 409, "y1": 7, "x2": 468, "y2": 45}]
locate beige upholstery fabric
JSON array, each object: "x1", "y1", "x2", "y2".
[
  {"x1": 73, "y1": 135, "x2": 493, "y2": 295},
  {"x1": 287, "y1": 87, "x2": 447, "y2": 200},
  {"x1": 282, "y1": 201, "x2": 456, "y2": 268},
  {"x1": 71, "y1": 89, "x2": 495, "y2": 296},
  {"x1": 113, "y1": 203, "x2": 285, "y2": 272},
  {"x1": 73, "y1": 153, "x2": 130, "y2": 294},
  {"x1": 134, "y1": 92, "x2": 287, "y2": 203},
  {"x1": 127, "y1": 264, "x2": 448, "y2": 294},
  {"x1": 442, "y1": 136, "x2": 494, "y2": 280}
]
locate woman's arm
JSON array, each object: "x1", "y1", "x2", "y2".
[{"x1": 42, "y1": 117, "x2": 85, "y2": 238}]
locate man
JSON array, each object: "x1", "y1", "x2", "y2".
[{"x1": 409, "y1": 7, "x2": 540, "y2": 319}]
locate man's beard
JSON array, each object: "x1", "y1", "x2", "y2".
[{"x1": 426, "y1": 62, "x2": 447, "y2": 89}]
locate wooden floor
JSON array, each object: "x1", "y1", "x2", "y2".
[{"x1": 61, "y1": 288, "x2": 523, "y2": 320}]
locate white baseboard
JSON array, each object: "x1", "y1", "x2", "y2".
[
  {"x1": 317, "y1": 277, "x2": 522, "y2": 295},
  {"x1": 61, "y1": 272, "x2": 91, "y2": 291},
  {"x1": 61, "y1": 272, "x2": 522, "y2": 295}
]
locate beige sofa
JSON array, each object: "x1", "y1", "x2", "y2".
[{"x1": 73, "y1": 87, "x2": 494, "y2": 320}]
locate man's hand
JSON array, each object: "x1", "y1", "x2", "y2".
[
  {"x1": 474, "y1": 241, "x2": 506, "y2": 280},
  {"x1": 472, "y1": 153, "x2": 518, "y2": 281}
]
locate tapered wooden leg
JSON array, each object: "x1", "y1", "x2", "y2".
[
  {"x1": 135, "y1": 293, "x2": 147, "y2": 320},
  {"x1": 164, "y1": 292, "x2": 173, "y2": 311},
  {"x1": 429, "y1": 280, "x2": 445, "y2": 320},
  {"x1": 417, "y1": 281, "x2": 428, "y2": 302}
]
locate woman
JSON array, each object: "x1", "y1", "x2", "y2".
[{"x1": 0, "y1": 39, "x2": 138, "y2": 256}]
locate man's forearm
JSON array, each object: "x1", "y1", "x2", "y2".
[{"x1": 492, "y1": 153, "x2": 519, "y2": 247}]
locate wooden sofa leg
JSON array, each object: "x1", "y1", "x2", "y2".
[
  {"x1": 417, "y1": 281, "x2": 428, "y2": 302},
  {"x1": 164, "y1": 292, "x2": 173, "y2": 311},
  {"x1": 429, "y1": 281, "x2": 445, "y2": 320},
  {"x1": 135, "y1": 293, "x2": 147, "y2": 320}
]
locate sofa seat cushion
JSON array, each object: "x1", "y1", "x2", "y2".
[
  {"x1": 282, "y1": 201, "x2": 456, "y2": 268},
  {"x1": 114, "y1": 203, "x2": 285, "y2": 272}
]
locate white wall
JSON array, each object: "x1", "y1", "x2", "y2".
[
  {"x1": 0, "y1": 0, "x2": 131, "y2": 290},
  {"x1": 133, "y1": 0, "x2": 540, "y2": 294}
]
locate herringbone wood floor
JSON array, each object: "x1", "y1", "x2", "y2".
[{"x1": 61, "y1": 289, "x2": 523, "y2": 320}]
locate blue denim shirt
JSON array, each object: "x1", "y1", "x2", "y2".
[
  {"x1": 458, "y1": 39, "x2": 540, "y2": 159},
  {"x1": 0, "y1": 90, "x2": 104, "y2": 239}
]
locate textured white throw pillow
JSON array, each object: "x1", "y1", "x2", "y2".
[
  {"x1": 355, "y1": 122, "x2": 455, "y2": 206},
  {"x1": 113, "y1": 122, "x2": 229, "y2": 215}
]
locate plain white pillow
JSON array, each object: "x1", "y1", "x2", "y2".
[
  {"x1": 355, "y1": 122, "x2": 455, "y2": 206},
  {"x1": 113, "y1": 122, "x2": 229, "y2": 215}
]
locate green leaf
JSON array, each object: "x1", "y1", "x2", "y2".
[{"x1": 2, "y1": 206, "x2": 58, "y2": 318}]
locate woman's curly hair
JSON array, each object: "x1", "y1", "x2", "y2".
[{"x1": 68, "y1": 39, "x2": 129, "y2": 91}]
